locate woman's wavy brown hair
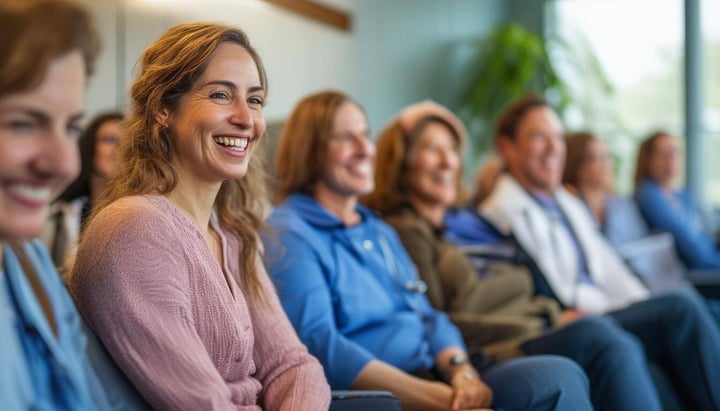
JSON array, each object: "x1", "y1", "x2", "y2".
[
  {"x1": 87, "y1": 22, "x2": 270, "y2": 301},
  {"x1": 633, "y1": 131, "x2": 671, "y2": 191},
  {"x1": 274, "y1": 90, "x2": 360, "y2": 202},
  {"x1": 0, "y1": 0, "x2": 99, "y2": 98},
  {"x1": 1, "y1": 0, "x2": 100, "y2": 331},
  {"x1": 363, "y1": 107, "x2": 467, "y2": 214},
  {"x1": 562, "y1": 131, "x2": 597, "y2": 190}
]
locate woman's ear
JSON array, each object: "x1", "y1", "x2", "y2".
[{"x1": 155, "y1": 108, "x2": 170, "y2": 128}]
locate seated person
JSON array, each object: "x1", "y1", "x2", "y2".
[
  {"x1": 634, "y1": 131, "x2": 720, "y2": 269},
  {"x1": 562, "y1": 131, "x2": 687, "y2": 291},
  {"x1": 563, "y1": 132, "x2": 649, "y2": 245},
  {"x1": 40, "y1": 111, "x2": 124, "y2": 268},
  {"x1": 448, "y1": 94, "x2": 720, "y2": 410},
  {"x1": 0, "y1": 1, "x2": 143, "y2": 409},
  {"x1": 68, "y1": 22, "x2": 330, "y2": 409},
  {"x1": 362, "y1": 100, "x2": 688, "y2": 411},
  {"x1": 262, "y1": 91, "x2": 593, "y2": 411}
]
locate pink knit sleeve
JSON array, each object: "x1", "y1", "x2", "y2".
[
  {"x1": 248, "y1": 256, "x2": 331, "y2": 410},
  {"x1": 69, "y1": 198, "x2": 255, "y2": 410}
]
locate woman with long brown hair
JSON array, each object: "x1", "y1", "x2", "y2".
[
  {"x1": 634, "y1": 132, "x2": 720, "y2": 269},
  {"x1": 68, "y1": 22, "x2": 330, "y2": 409},
  {"x1": 562, "y1": 132, "x2": 651, "y2": 247}
]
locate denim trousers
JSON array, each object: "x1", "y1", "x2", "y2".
[
  {"x1": 479, "y1": 355, "x2": 593, "y2": 411},
  {"x1": 522, "y1": 290, "x2": 720, "y2": 411}
]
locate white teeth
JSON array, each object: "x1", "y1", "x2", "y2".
[
  {"x1": 7, "y1": 184, "x2": 51, "y2": 202},
  {"x1": 353, "y1": 163, "x2": 372, "y2": 176},
  {"x1": 214, "y1": 136, "x2": 249, "y2": 151}
]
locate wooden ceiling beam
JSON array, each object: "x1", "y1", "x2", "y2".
[{"x1": 261, "y1": 0, "x2": 351, "y2": 31}]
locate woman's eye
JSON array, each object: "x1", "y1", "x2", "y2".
[
  {"x1": 248, "y1": 96, "x2": 264, "y2": 107},
  {"x1": 210, "y1": 91, "x2": 230, "y2": 100},
  {"x1": 8, "y1": 120, "x2": 36, "y2": 132}
]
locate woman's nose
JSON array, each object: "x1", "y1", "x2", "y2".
[{"x1": 34, "y1": 128, "x2": 80, "y2": 183}]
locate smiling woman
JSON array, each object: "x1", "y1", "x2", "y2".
[
  {"x1": 0, "y1": 0, "x2": 125, "y2": 409},
  {"x1": 67, "y1": 22, "x2": 330, "y2": 409}
]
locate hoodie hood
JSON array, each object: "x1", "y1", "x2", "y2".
[{"x1": 284, "y1": 193, "x2": 377, "y2": 228}]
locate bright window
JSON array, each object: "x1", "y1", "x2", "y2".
[
  {"x1": 703, "y1": 0, "x2": 720, "y2": 205},
  {"x1": 546, "y1": 0, "x2": 685, "y2": 194}
]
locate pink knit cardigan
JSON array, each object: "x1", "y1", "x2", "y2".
[{"x1": 69, "y1": 195, "x2": 330, "y2": 410}]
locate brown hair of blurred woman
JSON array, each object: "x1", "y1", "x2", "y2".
[
  {"x1": 633, "y1": 131, "x2": 672, "y2": 191},
  {"x1": 0, "y1": 0, "x2": 99, "y2": 97},
  {"x1": 563, "y1": 132, "x2": 601, "y2": 190},
  {"x1": 363, "y1": 101, "x2": 468, "y2": 213},
  {"x1": 274, "y1": 90, "x2": 358, "y2": 203}
]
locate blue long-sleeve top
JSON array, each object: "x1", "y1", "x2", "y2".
[
  {"x1": 635, "y1": 178, "x2": 720, "y2": 269},
  {"x1": 444, "y1": 207, "x2": 506, "y2": 247},
  {"x1": 262, "y1": 194, "x2": 466, "y2": 389}
]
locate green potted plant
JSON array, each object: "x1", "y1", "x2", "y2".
[{"x1": 457, "y1": 22, "x2": 571, "y2": 159}]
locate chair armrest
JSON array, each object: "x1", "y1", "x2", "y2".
[
  {"x1": 330, "y1": 391, "x2": 401, "y2": 411},
  {"x1": 614, "y1": 233, "x2": 688, "y2": 292},
  {"x1": 686, "y1": 269, "x2": 720, "y2": 299}
]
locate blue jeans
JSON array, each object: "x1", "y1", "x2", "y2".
[
  {"x1": 479, "y1": 355, "x2": 592, "y2": 411},
  {"x1": 522, "y1": 290, "x2": 720, "y2": 410},
  {"x1": 521, "y1": 315, "x2": 662, "y2": 411},
  {"x1": 608, "y1": 290, "x2": 720, "y2": 411}
]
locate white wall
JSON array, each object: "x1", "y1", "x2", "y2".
[{"x1": 80, "y1": 0, "x2": 506, "y2": 133}]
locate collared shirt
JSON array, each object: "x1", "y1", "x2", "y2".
[{"x1": 530, "y1": 193, "x2": 594, "y2": 285}]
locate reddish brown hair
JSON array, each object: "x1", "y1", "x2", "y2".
[{"x1": 0, "y1": 0, "x2": 99, "y2": 98}]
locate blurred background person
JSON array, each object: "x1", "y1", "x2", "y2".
[
  {"x1": 562, "y1": 132, "x2": 650, "y2": 247},
  {"x1": 0, "y1": 0, "x2": 145, "y2": 409},
  {"x1": 634, "y1": 131, "x2": 720, "y2": 269},
  {"x1": 68, "y1": 22, "x2": 330, "y2": 409},
  {"x1": 40, "y1": 111, "x2": 124, "y2": 268}
]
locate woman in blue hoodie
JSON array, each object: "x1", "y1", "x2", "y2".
[{"x1": 262, "y1": 90, "x2": 593, "y2": 411}]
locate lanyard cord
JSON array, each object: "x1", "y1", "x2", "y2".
[
  {"x1": 376, "y1": 234, "x2": 434, "y2": 343},
  {"x1": 377, "y1": 234, "x2": 428, "y2": 294}
]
